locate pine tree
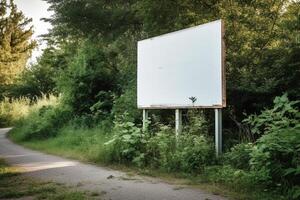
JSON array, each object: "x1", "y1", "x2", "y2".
[{"x1": 0, "y1": 0, "x2": 36, "y2": 85}]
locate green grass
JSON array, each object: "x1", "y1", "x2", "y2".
[
  {"x1": 10, "y1": 125, "x2": 112, "y2": 164},
  {"x1": 0, "y1": 158, "x2": 101, "y2": 200},
  {"x1": 0, "y1": 95, "x2": 58, "y2": 128}
]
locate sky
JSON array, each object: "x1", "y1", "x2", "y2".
[{"x1": 15, "y1": 0, "x2": 53, "y2": 63}]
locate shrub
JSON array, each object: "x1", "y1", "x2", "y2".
[
  {"x1": 112, "y1": 85, "x2": 140, "y2": 123},
  {"x1": 146, "y1": 125, "x2": 176, "y2": 169},
  {"x1": 174, "y1": 134, "x2": 214, "y2": 173},
  {"x1": 250, "y1": 125, "x2": 300, "y2": 187},
  {"x1": 57, "y1": 41, "x2": 118, "y2": 116},
  {"x1": 0, "y1": 97, "x2": 30, "y2": 127},
  {"x1": 105, "y1": 115, "x2": 148, "y2": 166},
  {"x1": 243, "y1": 94, "x2": 300, "y2": 199},
  {"x1": 106, "y1": 116, "x2": 215, "y2": 173},
  {"x1": 185, "y1": 110, "x2": 209, "y2": 136},
  {"x1": 224, "y1": 143, "x2": 253, "y2": 170},
  {"x1": 33, "y1": 106, "x2": 70, "y2": 140},
  {"x1": 10, "y1": 96, "x2": 71, "y2": 141},
  {"x1": 243, "y1": 94, "x2": 299, "y2": 135},
  {"x1": 0, "y1": 95, "x2": 58, "y2": 128},
  {"x1": 204, "y1": 165, "x2": 245, "y2": 184}
]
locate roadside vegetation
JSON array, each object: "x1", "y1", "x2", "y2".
[
  {"x1": 0, "y1": 159, "x2": 100, "y2": 200},
  {"x1": 1, "y1": 0, "x2": 299, "y2": 200},
  {"x1": 8, "y1": 93, "x2": 300, "y2": 200}
]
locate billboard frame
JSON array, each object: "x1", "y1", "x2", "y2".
[{"x1": 137, "y1": 20, "x2": 226, "y2": 109}]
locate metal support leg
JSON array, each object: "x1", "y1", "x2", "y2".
[
  {"x1": 215, "y1": 108, "x2": 222, "y2": 156},
  {"x1": 175, "y1": 109, "x2": 182, "y2": 137},
  {"x1": 142, "y1": 109, "x2": 148, "y2": 132}
]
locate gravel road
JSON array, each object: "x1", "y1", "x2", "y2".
[{"x1": 0, "y1": 128, "x2": 227, "y2": 200}]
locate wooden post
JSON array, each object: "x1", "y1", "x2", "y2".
[
  {"x1": 175, "y1": 109, "x2": 182, "y2": 137},
  {"x1": 142, "y1": 109, "x2": 148, "y2": 132},
  {"x1": 215, "y1": 108, "x2": 222, "y2": 156}
]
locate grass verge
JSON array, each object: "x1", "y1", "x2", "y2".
[
  {"x1": 9, "y1": 126, "x2": 286, "y2": 200},
  {"x1": 0, "y1": 158, "x2": 101, "y2": 200}
]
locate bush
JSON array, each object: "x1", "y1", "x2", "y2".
[
  {"x1": 213, "y1": 94, "x2": 300, "y2": 199},
  {"x1": 10, "y1": 96, "x2": 71, "y2": 141},
  {"x1": 224, "y1": 143, "x2": 253, "y2": 170},
  {"x1": 0, "y1": 95, "x2": 58, "y2": 127},
  {"x1": 243, "y1": 94, "x2": 300, "y2": 186},
  {"x1": 250, "y1": 125, "x2": 300, "y2": 187},
  {"x1": 57, "y1": 41, "x2": 118, "y2": 116},
  {"x1": 243, "y1": 94, "x2": 299, "y2": 135},
  {"x1": 112, "y1": 85, "x2": 140, "y2": 123},
  {"x1": 106, "y1": 115, "x2": 214, "y2": 173},
  {"x1": 8, "y1": 63, "x2": 56, "y2": 100},
  {"x1": 146, "y1": 125, "x2": 176, "y2": 170},
  {"x1": 16, "y1": 105, "x2": 72, "y2": 140},
  {"x1": 242, "y1": 94, "x2": 300, "y2": 199},
  {"x1": 105, "y1": 115, "x2": 148, "y2": 166},
  {"x1": 173, "y1": 134, "x2": 215, "y2": 173},
  {"x1": 0, "y1": 97, "x2": 30, "y2": 127},
  {"x1": 185, "y1": 110, "x2": 209, "y2": 136}
]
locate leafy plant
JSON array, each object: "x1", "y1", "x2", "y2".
[
  {"x1": 0, "y1": 97, "x2": 30, "y2": 127},
  {"x1": 243, "y1": 94, "x2": 299, "y2": 135},
  {"x1": 250, "y1": 125, "x2": 300, "y2": 186},
  {"x1": 105, "y1": 113, "x2": 148, "y2": 167},
  {"x1": 224, "y1": 143, "x2": 253, "y2": 170},
  {"x1": 185, "y1": 110, "x2": 209, "y2": 136}
]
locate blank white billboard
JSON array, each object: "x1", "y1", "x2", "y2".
[{"x1": 137, "y1": 19, "x2": 226, "y2": 109}]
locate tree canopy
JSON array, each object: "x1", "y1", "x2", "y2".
[
  {"x1": 0, "y1": 0, "x2": 36, "y2": 85},
  {"x1": 41, "y1": 0, "x2": 299, "y2": 118}
]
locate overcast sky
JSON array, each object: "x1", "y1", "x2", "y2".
[{"x1": 15, "y1": 0, "x2": 53, "y2": 63}]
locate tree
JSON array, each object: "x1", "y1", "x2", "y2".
[
  {"x1": 5, "y1": 40, "x2": 78, "y2": 100},
  {"x1": 56, "y1": 40, "x2": 119, "y2": 116},
  {"x1": 42, "y1": 0, "x2": 299, "y2": 124},
  {"x1": 0, "y1": 0, "x2": 36, "y2": 85}
]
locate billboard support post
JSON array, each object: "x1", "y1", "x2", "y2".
[
  {"x1": 138, "y1": 20, "x2": 226, "y2": 156},
  {"x1": 215, "y1": 108, "x2": 222, "y2": 156},
  {"x1": 175, "y1": 109, "x2": 182, "y2": 137},
  {"x1": 142, "y1": 109, "x2": 148, "y2": 132}
]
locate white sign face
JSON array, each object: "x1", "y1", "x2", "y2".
[{"x1": 137, "y1": 20, "x2": 225, "y2": 109}]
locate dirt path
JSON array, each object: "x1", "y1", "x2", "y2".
[{"x1": 0, "y1": 128, "x2": 227, "y2": 200}]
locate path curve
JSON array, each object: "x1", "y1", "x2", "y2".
[{"x1": 0, "y1": 128, "x2": 227, "y2": 200}]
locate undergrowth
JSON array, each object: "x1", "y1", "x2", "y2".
[{"x1": 8, "y1": 94, "x2": 300, "y2": 200}]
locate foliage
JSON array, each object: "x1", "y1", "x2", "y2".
[
  {"x1": 250, "y1": 125, "x2": 300, "y2": 188},
  {"x1": 105, "y1": 115, "x2": 214, "y2": 173},
  {"x1": 146, "y1": 124, "x2": 214, "y2": 173},
  {"x1": 0, "y1": 0, "x2": 36, "y2": 85},
  {"x1": 172, "y1": 134, "x2": 214, "y2": 173},
  {"x1": 105, "y1": 114, "x2": 148, "y2": 166},
  {"x1": 43, "y1": 0, "x2": 300, "y2": 120},
  {"x1": 145, "y1": 125, "x2": 175, "y2": 169},
  {"x1": 0, "y1": 97, "x2": 30, "y2": 127},
  {"x1": 8, "y1": 66, "x2": 54, "y2": 100},
  {"x1": 13, "y1": 106, "x2": 71, "y2": 140},
  {"x1": 244, "y1": 94, "x2": 299, "y2": 135},
  {"x1": 112, "y1": 85, "x2": 140, "y2": 123},
  {"x1": 56, "y1": 40, "x2": 118, "y2": 116},
  {"x1": 224, "y1": 143, "x2": 253, "y2": 170},
  {"x1": 3, "y1": 0, "x2": 300, "y2": 199},
  {"x1": 219, "y1": 94, "x2": 300, "y2": 199},
  {"x1": 185, "y1": 110, "x2": 209, "y2": 136},
  {"x1": 7, "y1": 47, "x2": 66, "y2": 99},
  {"x1": 0, "y1": 95, "x2": 58, "y2": 127},
  {"x1": 10, "y1": 95, "x2": 70, "y2": 141}
]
